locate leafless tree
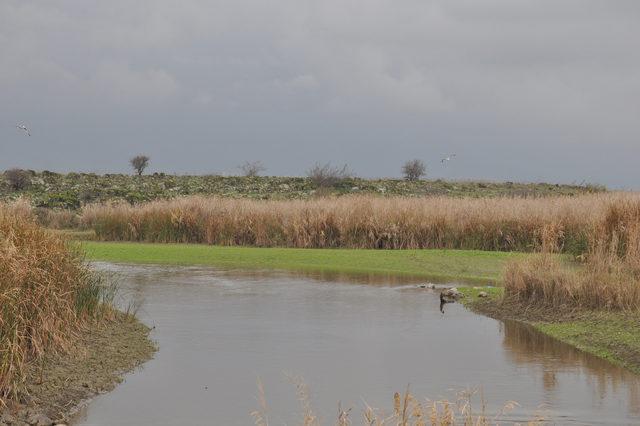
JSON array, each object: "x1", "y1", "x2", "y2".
[
  {"x1": 4, "y1": 168, "x2": 30, "y2": 190},
  {"x1": 402, "y1": 159, "x2": 426, "y2": 181},
  {"x1": 238, "y1": 160, "x2": 266, "y2": 177},
  {"x1": 130, "y1": 155, "x2": 150, "y2": 176},
  {"x1": 307, "y1": 163, "x2": 351, "y2": 188}
]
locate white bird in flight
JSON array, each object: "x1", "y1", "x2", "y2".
[
  {"x1": 441, "y1": 154, "x2": 456, "y2": 163},
  {"x1": 16, "y1": 124, "x2": 31, "y2": 136}
]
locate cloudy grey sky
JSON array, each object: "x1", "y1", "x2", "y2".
[{"x1": 1, "y1": 1, "x2": 639, "y2": 187}]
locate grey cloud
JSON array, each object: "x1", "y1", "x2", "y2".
[{"x1": 0, "y1": 0, "x2": 638, "y2": 187}]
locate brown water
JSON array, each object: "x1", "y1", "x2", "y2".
[{"x1": 76, "y1": 264, "x2": 640, "y2": 425}]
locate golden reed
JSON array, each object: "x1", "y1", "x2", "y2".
[
  {"x1": 251, "y1": 379, "x2": 542, "y2": 425},
  {"x1": 81, "y1": 193, "x2": 639, "y2": 253},
  {"x1": 504, "y1": 197, "x2": 640, "y2": 310},
  {"x1": 0, "y1": 201, "x2": 113, "y2": 404}
]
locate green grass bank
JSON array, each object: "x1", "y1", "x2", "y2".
[{"x1": 81, "y1": 241, "x2": 519, "y2": 284}]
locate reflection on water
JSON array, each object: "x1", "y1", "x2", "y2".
[
  {"x1": 76, "y1": 263, "x2": 640, "y2": 426},
  {"x1": 219, "y1": 267, "x2": 442, "y2": 286},
  {"x1": 502, "y1": 320, "x2": 640, "y2": 417}
]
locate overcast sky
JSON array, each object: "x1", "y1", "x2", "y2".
[{"x1": 1, "y1": 1, "x2": 638, "y2": 187}]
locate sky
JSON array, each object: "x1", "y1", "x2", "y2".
[{"x1": 1, "y1": 1, "x2": 639, "y2": 188}]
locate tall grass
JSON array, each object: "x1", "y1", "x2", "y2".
[
  {"x1": 0, "y1": 203, "x2": 114, "y2": 404},
  {"x1": 504, "y1": 198, "x2": 640, "y2": 310},
  {"x1": 81, "y1": 193, "x2": 638, "y2": 253}
]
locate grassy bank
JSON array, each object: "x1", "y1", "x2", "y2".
[
  {"x1": 82, "y1": 241, "x2": 519, "y2": 284},
  {"x1": 0, "y1": 172, "x2": 603, "y2": 209}
]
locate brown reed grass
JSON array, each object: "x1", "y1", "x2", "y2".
[
  {"x1": 0, "y1": 203, "x2": 114, "y2": 404},
  {"x1": 0, "y1": 198, "x2": 80, "y2": 229},
  {"x1": 252, "y1": 380, "x2": 542, "y2": 426},
  {"x1": 34, "y1": 207, "x2": 80, "y2": 229},
  {"x1": 504, "y1": 198, "x2": 640, "y2": 310},
  {"x1": 81, "y1": 193, "x2": 639, "y2": 253}
]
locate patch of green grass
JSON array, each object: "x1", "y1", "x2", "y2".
[
  {"x1": 536, "y1": 315, "x2": 640, "y2": 374},
  {"x1": 460, "y1": 286, "x2": 503, "y2": 299},
  {"x1": 81, "y1": 242, "x2": 521, "y2": 284}
]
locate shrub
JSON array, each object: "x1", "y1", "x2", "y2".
[
  {"x1": 307, "y1": 163, "x2": 350, "y2": 188},
  {"x1": 402, "y1": 159, "x2": 426, "y2": 181},
  {"x1": 130, "y1": 155, "x2": 150, "y2": 176},
  {"x1": 36, "y1": 191, "x2": 81, "y2": 209},
  {"x1": 238, "y1": 161, "x2": 266, "y2": 177},
  {"x1": 4, "y1": 168, "x2": 30, "y2": 191},
  {"x1": 125, "y1": 191, "x2": 147, "y2": 205},
  {"x1": 79, "y1": 189, "x2": 101, "y2": 204}
]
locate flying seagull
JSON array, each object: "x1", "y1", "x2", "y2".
[
  {"x1": 441, "y1": 154, "x2": 456, "y2": 163},
  {"x1": 16, "y1": 124, "x2": 31, "y2": 136}
]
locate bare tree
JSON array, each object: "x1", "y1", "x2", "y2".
[
  {"x1": 307, "y1": 163, "x2": 351, "y2": 188},
  {"x1": 130, "y1": 155, "x2": 150, "y2": 176},
  {"x1": 402, "y1": 159, "x2": 426, "y2": 181},
  {"x1": 4, "y1": 168, "x2": 30, "y2": 190},
  {"x1": 238, "y1": 160, "x2": 266, "y2": 177}
]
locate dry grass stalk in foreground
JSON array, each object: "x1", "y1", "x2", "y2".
[
  {"x1": 504, "y1": 198, "x2": 640, "y2": 310},
  {"x1": 0, "y1": 197, "x2": 79, "y2": 229},
  {"x1": 252, "y1": 380, "x2": 542, "y2": 426},
  {"x1": 82, "y1": 193, "x2": 639, "y2": 253},
  {"x1": 0, "y1": 203, "x2": 114, "y2": 405}
]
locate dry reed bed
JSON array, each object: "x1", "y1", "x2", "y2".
[
  {"x1": 252, "y1": 378, "x2": 542, "y2": 426},
  {"x1": 81, "y1": 193, "x2": 639, "y2": 253},
  {"x1": 34, "y1": 207, "x2": 80, "y2": 229},
  {"x1": 504, "y1": 198, "x2": 640, "y2": 310},
  {"x1": 0, "y1": 202, "x2": 113, "y2": 405}
]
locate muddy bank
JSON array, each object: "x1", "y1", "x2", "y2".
[
  {"x1": 465, "y1": 292, "x2": 584, "y2": 323},
  {"x1": 0, "y1": 313, "x2": 156, "y2": 426}
]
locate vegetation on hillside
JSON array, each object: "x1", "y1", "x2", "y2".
[{"x1": 0, "y1": 171, "x2": 605, "y2": 209}]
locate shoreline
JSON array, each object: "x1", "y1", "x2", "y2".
[
  {"x1": 0, "y1": 313, "x2": 156, "y2": 426},
  {"x1": 462, "y1": 288, "x2": 640, "y2": 375}
]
